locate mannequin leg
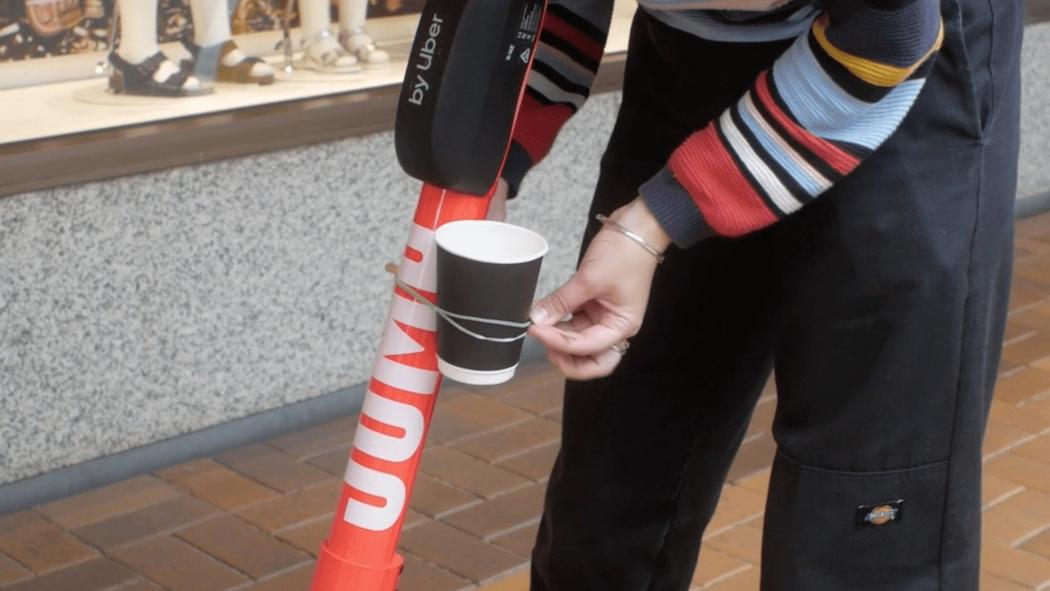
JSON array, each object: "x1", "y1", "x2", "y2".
[
  {"x1": 115, "y1": 0, "x2": 159, "y2": 64},
  {"x1": 188, "y1": 0, "x2": 273, "y2": 80},
  {"x1": 113, "y1": 0, "x2": 201, "y2": 93},
  {"x1": 298, "y1": 0, "x2": 359, "y2": 72},
  {"x1": 338, "y1": 0, "x2": 389, "y2": 65}
]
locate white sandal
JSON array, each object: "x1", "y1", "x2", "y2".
[
  {"x1": 300, "y1": 28, "x2": 360, "y2": 74},
  {"x1": 339, "y1": 28, "x2": 390, "y2": 67}
]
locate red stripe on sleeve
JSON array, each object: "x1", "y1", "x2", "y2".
[
  {"x1": 668, "y1": 124, "x2": 778, "y2": 237},
  {"x1": 512, "y1": 94, "x2": 574, "y2": 163},
  {"x1": 754, "y1": 71, "x2": 860, "y2": 175},
  {"x1": 542, "y1": 12, "x2": 604, "y2": 64}
]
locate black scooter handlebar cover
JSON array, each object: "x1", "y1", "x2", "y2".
[{"x1": 395, "y1": 0, "x2": 546, "y2": 196}]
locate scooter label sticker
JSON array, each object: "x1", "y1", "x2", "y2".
[{"x1": 856, "y1": 499, "x2": 904, "y2": 527}]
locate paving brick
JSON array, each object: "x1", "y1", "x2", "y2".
[
  {"x1": 422, "y1": 446, "x2": 530, "y2": 500},
  {"x1": 737, "y1": 469, "x2": 771, "y2": 494},
  {"x1": 491, "y1": 522, "x2": 540, "y2": 558},
  {"x1": 978, "y1": 572, "x2": 1031, "y2": 591},
  {"x1": 705, "y1": 498, "x2": 762, "y2": 539},
  {"x1": 2, "y1": 557, "x2": 136, "y2": 591},
  {"x1": 982, "y1": 473, "x2": 1024, "y2": 509},
  {"x1": 1010, "y1": 303, "x2": 1050, "y2": 332},
  {"x1": 988, "y1": 399, "x2": 1050, "y2": 434},
  {"x1": 692, "y1": 547, "x2": 752, "y2": 588},
  {"x1": 1015, "y1": 256, "x2": 1050, "y2": 284},
  {"x1": 111, "y1": 535, "x2": 249, "y2": 591},
  {"x1": 214, "y1": 443, "x2": 331, "y2": 493},
  {"x1": 267, "y1": 417, "x2": 356, "y2": 459},
  {"x1": 119, "y1": 579, "x2": 164, "y2": 590},
  {"x1": 488, "y1": 366, "x2": 565, "y2": 415},
  {"x1": 1002, "y1": 331, "x2": 1050, "y2": 367},
  {"x1": 982, "y1": 489, "x2": 1050, "y2": 546},
  {"x1": 275, "y1": 518, "x2": 329, "y2": 557},
  {"x1": 305, "y1": 448, "x2": 352, "y2": 477},
  {"x1": 995, "y1": 366, "x2": 1050, "y2": 403},
  {"x1": 36, "y1": 476, "x2": 179, "y2": 529},
  {"x1": 0, "y1": 553, "x2": 32, "y2": 586},
  {"x1": 452, "y1": 418, "x2": 562, "y2": 463},
  {"x1": 499, "y1": 443, "x2": 559, "y2": 483},
  {"x1": 441, "y1": 484, "x2": 546, "y2": 541},
  {"x1": 399, "y1": 554, "x2": 473, "y2": 591},
  {"x1": 429, "y1": 394, "x2": 532, "y2": 444},
  {"x1": 404, "y1": 509, "x2": 429, "y2": 530},
  {"x1": 986, "y1": 453, "x2": 1050, "y2": 494},
  {"x1": 726, "y1": 434, "x2": 777, "y2": 483},
  {"x1": 400, "y1": 520, "x2": 522, "y2": 582},
  {"x1": 1021, "y1": 528, "x2": 1050, "y2": 561},
  {"x1": 1004, "y1": 321, "x2": 1038, "y2": 345},
  {"x1": 745, "y1": 399, "x2": 776, "y2": 438},
  {"x1": 719, "y1": 484, "x2": 767, "y2": 517},
  {"x1": 237, "y1": 480, "x2": 340, "y2": 533},
  {"x1": 983, "y1": 420, "x2": 1036, "y2": 457},
  {"x1": 704, "y1": 524, "x2": 763, "y2": 564},
  {"x1": 485, "y1": 363, "x2": 562, "y2": 399},
  {"x1": 476, "y1": 569, "x2": 529, "y2": 591},
  {"x1": 1016, "y1": 214, "x2": 1050, "y2": 238},
  {"x1": 409, "y1": 473, "x2": 482, "y2": 518},
  {"x1": 1012, "y1": 434, "x2": 1050, "y2": 465},
  {"x1": 177, "y1": 515, "x2": 310, "y2": 579},
  {"x1": 999, "y1": 359, "x2": 1025, "y2": 378},
  {"x1": 981, "y1": 542, "x2": 1050, "y2": 589},
  {"x1": 705, "y1": 564, "x2": 761, "y2": 590},
  {"x1": 439, "y1": 381, "x2": 482, "y2": 398},
  {"x1": 1010, "y1": 276, "x2": 1050, "y2": 310},
  {"x1": 1028, "y1": 394, "x2": 1050, "y2": 420},
  {"x1": 0, "y1": 512, "x2": 97, "y2": 574},
  {"x1": 248, "y1": 563, "x2": 315, "y2": 591},
  {"x1": 156, "y1": 458, "x2": 279, "y2": 511},
  {"x1": 71, "y1": 495, "x2": 219, "y2": 549}
]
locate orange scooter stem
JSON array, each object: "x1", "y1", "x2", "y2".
[
  {"x1": 310, "y1": 183, "x2": 494, "y2": 591},
  {"x1": 310, "y1": 0, "x2": 546, "y2": 585}
]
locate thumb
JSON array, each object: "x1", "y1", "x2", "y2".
[{"x1": 530, "y1": 275, "x2": 593, "y2": 326}]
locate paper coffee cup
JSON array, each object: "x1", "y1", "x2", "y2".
[{"x1": 434, "y1": 220, "x2": 548, "y2": 385}]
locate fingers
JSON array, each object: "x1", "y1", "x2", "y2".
[
  {"x1": 546, "y1": 346, "x2": 623, "y2": 380},
  {"x1": 528, "y1": 320, "x2": 626, "y2": 358},
  {"x1": 529, "y1": 275, "x2": 593, "y2": 326}
]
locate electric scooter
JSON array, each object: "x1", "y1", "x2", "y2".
[{"x1": 310, "y1": 1, "x2": 547, "y2": 588}]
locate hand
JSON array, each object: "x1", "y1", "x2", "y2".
[
  {"x1": 486, "y1": 178, "x2": 509, "y2": 222},
  {"x1": 528, "y1": 197, "x2": 671, "y2": 380}
]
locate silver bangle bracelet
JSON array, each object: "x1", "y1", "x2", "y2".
[{"x1": 595, "y1": 214, "x2": 666, "y2": 264}]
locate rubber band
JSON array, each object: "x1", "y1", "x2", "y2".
[{"x1": 385, "y1": 263, "x2": 531, "y2": 343}]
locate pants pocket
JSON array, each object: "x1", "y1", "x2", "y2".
[{"x1": 761, "y1": 452, "x2": 950, "y2": 591}]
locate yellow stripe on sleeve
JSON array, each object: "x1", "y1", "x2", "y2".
[{"x1": 812, "y1": 15, "x2": 944, "y2": 88}]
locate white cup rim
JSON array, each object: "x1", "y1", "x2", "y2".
[{"x1": 435, "y1": 220, "x2": 549, "y2": 265}]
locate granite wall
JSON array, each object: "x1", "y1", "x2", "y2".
[
  {"x1": 0, "y1": 92, "x2": 620, "y2": 486},
  {"x1": 2, "y1": 23, "x2": 1049, "y2": 487}
]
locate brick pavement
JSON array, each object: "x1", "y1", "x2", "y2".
[{"x1": 1, "y1": 210, "x2": 1049, "y2": 590}]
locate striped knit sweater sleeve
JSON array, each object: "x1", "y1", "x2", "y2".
[
  {"x1": 639, "y1": 0, "x2": 945, "y2": 246},
  {"x1": 501, "y1": 0, "x2": 615, "y2": 197}
]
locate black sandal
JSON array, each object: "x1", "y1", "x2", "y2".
[
  {"x1": 108, "y1": 51, "x2": 211, "y2": 97},
  {"x1": 182, "y1": 39, "x2": 275, "y2": 85}
]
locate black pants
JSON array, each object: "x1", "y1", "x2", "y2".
[{"x1": 530, "y1": 0, "x2": 1024, "y2": 589}]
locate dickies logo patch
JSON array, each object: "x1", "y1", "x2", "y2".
[{"x1": 856, "y1": 499, "x2": 903, "y2": 527}]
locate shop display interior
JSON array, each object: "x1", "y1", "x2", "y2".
[{"x1": 0, "y1": 0, "x2": 636, "y2": 146}]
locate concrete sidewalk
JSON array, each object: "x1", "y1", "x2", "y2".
[{"x1": 2, "y1": 211, "x2": 1049, "y2": 591}]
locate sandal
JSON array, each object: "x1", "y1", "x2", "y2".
[
  {"x1": 108, "y1": 51, "x2": 211, "y2": 97},
  {"x1": 339, "y1": 28, "x2": 390, "y2": 67},
  {"x1": 182, "y1": 39, "x2": 276, "y2": 85},
  {"x1": 299, "y1": 28, "x2": 360, "y2": 74}
]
